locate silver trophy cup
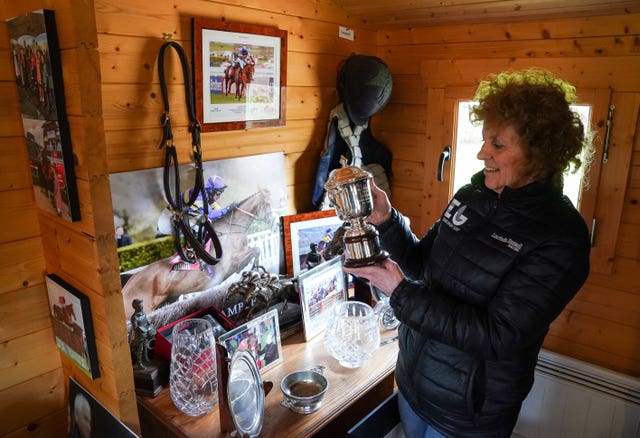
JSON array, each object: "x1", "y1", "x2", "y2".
[{"x1": 324, "y1": 161, "x2": 388, "y2": 268}]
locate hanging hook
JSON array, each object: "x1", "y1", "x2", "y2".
[{"x1": 162, "y1": 33, "x2": 173, "y2": 41}]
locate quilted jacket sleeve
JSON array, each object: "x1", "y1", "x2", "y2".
[{"x1": 377, "y1": 208, "x2": 439, "y2": 282}]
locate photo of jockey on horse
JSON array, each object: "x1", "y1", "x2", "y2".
[
  {"x1": 156, "y1": 175, "x2": 236, "y2": 239},
  {"x1": 223, "y1": 46, "x2": 255, "y2": 99},
  {"x1": 109, "y1": 153, "x2": 288, "y2": 322},
  {"x1": 122, "y1": 186, "x2": 277, "y2": 320}
]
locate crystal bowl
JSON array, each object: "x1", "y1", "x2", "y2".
[{"x1": 323, "y1": 301, "x2": 380, "y2": 368}]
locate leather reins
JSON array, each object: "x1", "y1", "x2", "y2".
[{"x1": 157, "y1": 41, "x2": 223, "y2": 266}]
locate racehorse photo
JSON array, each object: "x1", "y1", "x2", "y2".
[
  {"x1": 121, "y1": 188, "x2": 276, "y2": 320},
  {"x1": 223, "y1": 60, "x2": 255, "y2": 99}
]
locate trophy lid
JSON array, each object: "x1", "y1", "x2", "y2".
[{"x1": 324, "y1": 157, "x2": 372, "y2": 191}]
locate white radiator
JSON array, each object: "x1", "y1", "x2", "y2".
[{"x1": 513, "y1": 349, "x2": 640, "y2": 438}]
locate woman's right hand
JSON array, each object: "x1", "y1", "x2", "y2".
[
  {"x1": 366, "y1": 181, "x2": 393, "y2": 226},
  {"x1": 343, "y1": 258, "x2": 404, "y2": 296}
]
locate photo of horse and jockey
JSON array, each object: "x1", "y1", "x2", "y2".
[
  {"x1": 109, "y1": 152, "x2": 288, "y2": 323},
  {"x1": 195, "y1": 19, "x2": 286, "y2": 129}
]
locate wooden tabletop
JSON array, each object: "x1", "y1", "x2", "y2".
[{"x1": 137, "y1": 329, "x2": 399, "y2": 438}]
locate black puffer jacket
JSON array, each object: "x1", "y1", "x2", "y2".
[{"x1": 381, "y1": 173, "x2": 590, "y2": 438}]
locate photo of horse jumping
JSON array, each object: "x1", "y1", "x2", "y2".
[
  {"x1": 121, "y1": 188, "x2": 276, "y2": 320},
  {"x1": 110, "y1": 152, "x2": 288, "y2": 323}
]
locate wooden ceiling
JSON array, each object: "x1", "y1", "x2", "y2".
[{"x1": 332, "y1": 0, "x2": 640, "y2": 28}]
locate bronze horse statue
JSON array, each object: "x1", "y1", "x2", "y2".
[
  {"x1": 223, "y1": 61, "x2": 255, "y2": 99},
  {"x1": 121, "y1": 188, "x2": 275, "y2": 320}
]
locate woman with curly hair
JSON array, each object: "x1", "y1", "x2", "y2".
[{"x1": 344, "y1": 69, "x2": 593, "y2": 437}]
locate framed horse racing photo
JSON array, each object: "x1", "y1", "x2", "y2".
[
  {"x1": 281, "y1": 210, "x2": 343, "y2": 277},
  {"x1": 218, "y1": 308, "x2": 282, "y2": 374},
  {"x1": 7, "y1": 9, "x2": 81, "y2": 222},
  {"x1": 297, "y1": 257, "x2": 348, "y2": 341},
  {"x1": 45, "y1": 274, "x2": 100, "y2": 379},
  {"x1": 193, "y1": 18, "x2": 287, "y2": 132},
  {"x1": 109, "y1": 152, "x2": 288, "y2": 323}
]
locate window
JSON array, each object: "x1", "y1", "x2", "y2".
[{"x1": 452, "y1": 101, "x2": 592, "y2": 209}]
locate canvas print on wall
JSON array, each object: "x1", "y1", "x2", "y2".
[
  {"x1": 7, "y1": 9, "x2": 80, "y2": 222},
  {"x1": 46, "y1": 274, "x2": 100, "y2": 379},
  {"x1": 109, "y1": 152, "x2": 288, "y2": 323}
]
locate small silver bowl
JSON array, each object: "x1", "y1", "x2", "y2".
[{"x1": 280, "y1": 367, "x2": 328, "y2": 414}]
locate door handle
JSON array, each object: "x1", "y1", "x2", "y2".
[{"x1": 437, "y1": 146, "x2": 451, "y2": 182}]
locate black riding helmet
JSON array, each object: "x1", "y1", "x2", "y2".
[{"x1": 337, "y1": 55, "x2": 393, "y2": 126}]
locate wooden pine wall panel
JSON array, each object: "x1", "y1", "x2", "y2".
[
  {"x1": 617, "y1": 223, "x2": 640, "y2": 260},
  {"x1": 0, "y1": 369, "x2": 66, "y2": 436},
  {"x1": 2, "y1": 1, "x2": 639, "y2": 436},
  {"x1": 417, "y1": 57, "x2": 640, "y2": 91},
  {"x1": 105, "y1": 118, "x2": 329, "y2": 174},
  {"x1": 0, "y1": 238, "x2": 46, "y2": 293},
  {"x1": 383, "y1": 35, "x2": 638, "y2": 64},
  {"x1": 96, "y1": 0, "x2": 378, "y2": 217},
  {"x1": 4, "y1": 410, "x2": 68, "y2": 438},
  {"x1": 0, "y1": 83, "x2": 24, "y2": 137},
  {"x1": 0, "y1": 285, "x2": 52, "y2": 342},
  {"x1": 0, "y1": 328, "x2": 62, "y2": 392},
  {"x1": 0, "y1": 137, "x2": 34, "y2": 191},
  {"x1": 0, "y1": 10, "x2": 57, "y2": 428},
  {"x1": 377, "y1": 13, "x2": 640, "y2": 376},
  {"x1": 0, "y1": 189, "x2": 41, "y2": 242},
  {"x1": 379, "y1": 13, "x2": 640, "y2": 46},
  {"x1": 1, "y1": 0, "x2": 138, "y2": 434}
]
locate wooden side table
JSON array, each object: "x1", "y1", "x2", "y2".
[{"x1": 137, "y1": 329, "x2": 399, "y2": 438}]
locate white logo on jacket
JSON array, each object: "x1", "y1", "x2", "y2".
[
  {"x1": 490, "y1": 232, "x2": 523, "y2": 252},
  {"x1": 443, "y1": 199, "x2": 468, "y2": 231}
]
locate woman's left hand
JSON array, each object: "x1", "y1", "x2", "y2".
[{"x1": 343, "y1": 258, "x2": 405, "y2": 296}]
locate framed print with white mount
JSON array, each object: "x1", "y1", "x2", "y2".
[
  {"x1": 297, "y1": 257, "x2": 348, "y2": 341},
  {"x1": 193, "y1": 18, "x2": 287, "y2": 132}
]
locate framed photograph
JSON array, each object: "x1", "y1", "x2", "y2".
[
  {"x1": 45, "y1": 274, "x2": 100, "y2": 379},
  {"x1": 297, "y1": 257, "x2": 348, "y2": 341},
  {"x1": 218, "y1": 308, "x2": 282, "y2": 374},
  {"x1": 193, "y1": 18, "x2": 287, "y2": 132},
  {"x1": 282, "y1": 210, "x2": 343, "y2": 277},
  {"x1": 68, "y1": 377, "x2": 138, "y2": 438},
  {"x1": 110, "y1": 152, "x2": 287, "y2": 324},
  {"x1": 7, "y1": 9, "x2": 80, "y2": 221}
]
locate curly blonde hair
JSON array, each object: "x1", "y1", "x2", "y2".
[{"x1": 470, "y1": 68, "x2": 593, "y2": 190}]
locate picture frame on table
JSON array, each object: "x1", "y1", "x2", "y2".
[
  {"x1": 7, "y1": 9, "x2": 80, "y2": 222},
  {"x1": 68, "y1": 377, "x2": 138, "y2": 437},
  {"x1": 45, "y1": 274, "x2": 100, "y2": 379},
  {"x1": 297, "y1": 257, "x2": 348, "y2": 341},
  {"x1": 193, "y1": 18, "x2": 287, "y2": 132},
  {"x1": 281, "y1": 210, "x2": 343, "y2": 277},
  {"x1": 218, "y1": 308, "x2": 282, "y2": 374}
]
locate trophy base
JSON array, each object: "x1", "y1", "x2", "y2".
[
  {"x1": 133, "y1": 360, "x2": 168, "y2": 397},
  {"x1": 343, "y1": 251, "x2": 389, "y2": 268}
]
